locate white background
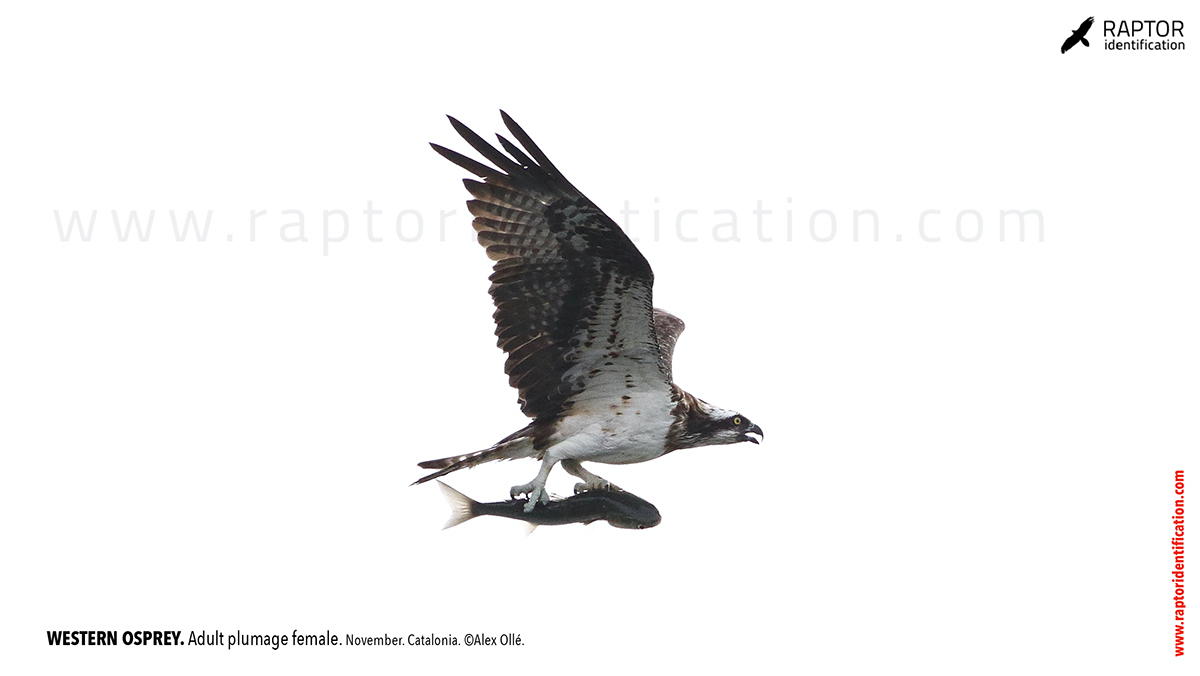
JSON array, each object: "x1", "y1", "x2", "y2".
[{"x1": 2, "y1": 2, "x2": 1196, "y2": 673}]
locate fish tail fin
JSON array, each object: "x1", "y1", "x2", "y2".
[
  {"x1": 1081, "y1": 37, "x2": 1090, "y2": 47},
  {"x1": 437, "y1": 481, "x2": 479, "y2": 530},
  {"x1": 412, "y1": 430, "x2": 536, "y2": 486}
]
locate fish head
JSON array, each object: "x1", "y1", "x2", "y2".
[{"x1": 604, "y1": 492, "x2": 663, "y2": 529}]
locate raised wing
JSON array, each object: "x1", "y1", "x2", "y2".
[
  {"x1": 653, "y1": 309, "x2": 686, "y2": 381},
  {"x1": 432, "y1": 112, "x2": 670, "y2": 421},
  {"x1": 1077, "y1": 17, "x2": 1094, "y2": 35}
]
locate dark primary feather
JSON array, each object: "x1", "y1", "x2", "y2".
[{"x1": 432, "y1": 112, "x2": 668, "y2": 422}]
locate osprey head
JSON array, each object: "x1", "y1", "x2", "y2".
[
  {"x1": 666, "y1": 392, "x2": 765, "y2": 451},
  {"x1": 682, "y1": 404, "x2": 764, "y2": 448},
  {"x1": 721, "y1": 413, "x2": 764, "y2": 446}
]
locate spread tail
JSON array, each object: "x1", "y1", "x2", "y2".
[
  {"x1": 437, "y1": 481, "x2": 479, "y2": 530},
  {"x1": 1081, "y1": 37, "x2": 1090, "y2": 47},
  {"x1": 412, "y1": 430, "x2": 537, "y2": 485}
]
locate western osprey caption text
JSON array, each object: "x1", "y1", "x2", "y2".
[{"x1": 46, "y1": 629, "x2": 523, "y2": 649}]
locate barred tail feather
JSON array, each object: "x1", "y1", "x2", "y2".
[
  {"x1": 411, "y1": 434, "x2": 537, "y2": 486},
  {"x1": 437, "y1": 481, "x2": 479, "y2": 530}
]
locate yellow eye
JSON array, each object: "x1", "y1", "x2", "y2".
[{"x1": 733, "y1": 417, "x2": 742, "y2": 426}]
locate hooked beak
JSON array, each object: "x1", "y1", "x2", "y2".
[{"x1": 743, "y1": 424, "x2": 764, "y2": 445}]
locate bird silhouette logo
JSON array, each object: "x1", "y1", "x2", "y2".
[{"x1": 1061, "y1": 17, "x2": 1095, "y2": 53}]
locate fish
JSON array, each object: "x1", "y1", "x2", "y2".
[{"x1": 436, "y1": 481, "x2": 661, "y2": 530}]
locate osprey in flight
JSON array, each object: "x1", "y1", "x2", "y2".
[{"x1": 414, "y1": 112, "x2": 763, "y2": 510}]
